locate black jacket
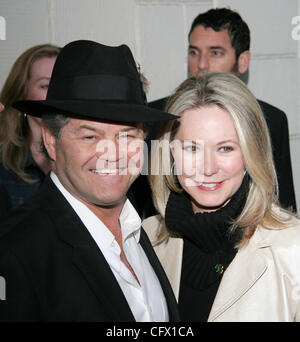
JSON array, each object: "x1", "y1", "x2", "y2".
[{"x1": 0, "y1": 176, "x2": 180, "y2": 322}]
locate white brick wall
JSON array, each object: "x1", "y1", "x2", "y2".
[{"x1": 0, "y1": 0, "x2": 299, "y2": 208}]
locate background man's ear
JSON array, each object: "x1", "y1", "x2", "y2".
[
  {"x1": 42, "y1": 126, "x2": 56, "y2": 161},
  {"x1": 237, "y1": 50, "x2": 250, "y2": 75}
]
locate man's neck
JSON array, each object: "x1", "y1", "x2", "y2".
[
  {"x1": 85, "y1": 198, "x2": 139, "y2": 283},
  {"x1": 84, "y1": 200, "x2": 125, "y2": 237}
]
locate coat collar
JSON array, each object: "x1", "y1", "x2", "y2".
[{"x1": 208, "y1": 228, "x2": 271, "y2": 321}]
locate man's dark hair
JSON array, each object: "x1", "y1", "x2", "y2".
[
  {"x1": 188, "y1": 8, "x2": 250, "y2": 59},
  {"x1": 42, "y1": 113, "x2": 70, "y2": 139},
  {"x1": 41, "y1": 113, "x2": 70, "y2": 160}
]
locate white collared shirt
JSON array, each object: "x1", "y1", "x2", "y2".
[{"x1": 50, "y1": 172, "x2": 169, "y2": 322}]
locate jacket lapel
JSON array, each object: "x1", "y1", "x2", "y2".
[
  {"x1": 71, "y1": 243, "x2": 135, "y2": 321},
  {"x1": 208, "y1": 230, "x2": 270, "y2": 321},
  {"x1": 139, "y1": 229, "x2": 180, "y2": 322},
  {"x1": 142, "y1": 215, "x2": 183, "y2": 301},
  {"x1": 40, "y1": 176, "x2": 135, "y2": 321}
]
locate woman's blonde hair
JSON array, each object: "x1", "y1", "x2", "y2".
[
  {"x1": 0, "y1": 44, "x2": 61, "y2": 183},
  {"x1": 149, "y1": 72, "x2": 292, "y2": 247}
]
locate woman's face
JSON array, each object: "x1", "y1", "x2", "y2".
[
  {"x1": 26, "y1": 56, "x2": 57, "y2": 101},
  {"x1": 171, "y1": 105, "x2": 245, "y2": 213},
  {"x1": 26, "y1": 56, "x2": 57, "y2": 129}
]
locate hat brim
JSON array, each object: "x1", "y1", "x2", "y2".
[{"x1": 13, "y1": 99, "x2": 177, "y2": 123}]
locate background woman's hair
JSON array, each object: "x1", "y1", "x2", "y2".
[{"x1": 0, "y1": 44, "x2": 61, "y2": 183}]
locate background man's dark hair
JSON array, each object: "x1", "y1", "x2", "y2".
[{"x1": 188, "y1": 8, "x2": 251, "y2": 59}]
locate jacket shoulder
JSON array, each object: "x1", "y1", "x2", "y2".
[
  {"x1": 264, "y1": 219, "x2": 300, "y2": 247},
  {"x1": 0, "y1": 202, "x2": 51, "y2": 249},
  {"x1": 254, "y1": 213, "x2": 300, "y2": 269},
  {"x1": 0, "y1": 178, "x2": 60, "y2": 248},
  {"x1": 257, "y1": 99, "x2": 287, "y2": 122}
]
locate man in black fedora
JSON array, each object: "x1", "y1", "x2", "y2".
[{"x1": 0, "y1": 40, "x2": 180, "y2": 322}]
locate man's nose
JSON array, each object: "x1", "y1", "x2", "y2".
[
  {"x1": 198, "y1": 52, "x2": 209, "y2": 71},
  {"x1": 95, "y1": 139, "x2": 120, "y2": 161}
]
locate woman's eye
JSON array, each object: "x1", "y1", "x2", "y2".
[
  {"x1": 183, "y1": 145, "x2": 198, "y2": 152},
  {"x1": 219, "y1": 146, "x2": 233, "y2": 152}
]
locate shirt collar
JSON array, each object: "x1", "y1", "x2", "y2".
[
  {"x1": 120, "y1": 199, "x2": 141, "y2": 243},
  {"x1": 50, "y1": 172, "x2": 141, "y2": 249}
]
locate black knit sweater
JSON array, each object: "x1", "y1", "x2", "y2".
[{"x1": 165, "y1": 177, "x2": 249, "y2": 321}]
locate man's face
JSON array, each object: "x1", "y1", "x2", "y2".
[
  {"x1": 188, "y1": 26, "x2": 245, "y2": 78},
  {"x1": 43, "y1": 118, "x2": 144, "y2": 209}
]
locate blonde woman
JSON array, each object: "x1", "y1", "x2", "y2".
[
  {"x1": 143, "y1": 72, "x2": 300, "y2": 322},
  {"x1": 0, "y1": 44, "x2": 61, "y2": 211}
]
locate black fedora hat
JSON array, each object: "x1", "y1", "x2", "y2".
[{"x1": 13, "y1": 40, "x2": 177, "y2": 123}]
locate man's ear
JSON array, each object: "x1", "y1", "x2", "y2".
[
  {"x1": 42, "y1": 126, "x2": 56, "y2": 161},
  {"x1": 237, "y1": 50, "x2": 250, "y2": 75}
]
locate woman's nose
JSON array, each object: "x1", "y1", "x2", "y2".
[{"x1": 203, "y1": 149, "x2": 218, "y2": 176}]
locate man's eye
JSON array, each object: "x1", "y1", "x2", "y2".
[
  {"x1": 84, "y1": 136, "x2": 96, "y2": 140},
  {"x1": 188, "y1": 49, "x2": 199, "y2": 56},
  {"x1": 212, "y1": 50, "x2": 223, "y2": 57},
  {"x1": 119, "y1": 133, "x2": 138, "y2": 140}
]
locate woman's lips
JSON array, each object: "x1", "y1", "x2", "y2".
[{"x1": 196, "y1": 181, "x2": 223, "y2": 191}]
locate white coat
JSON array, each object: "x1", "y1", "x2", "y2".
[{"x1": 143, "y1": 213, "x2": 300, "y2": 322}]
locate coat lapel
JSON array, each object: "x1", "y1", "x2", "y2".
[
  {"x1": 41, "y1": 177, "x2": 135, "y2": 321},
  {"x1": 208, "y1": 230, "x2": 270, "y2": 321}
]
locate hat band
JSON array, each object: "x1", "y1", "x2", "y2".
[{"x1": 48, "y1": 74, "x2": 145, "y2": 104}]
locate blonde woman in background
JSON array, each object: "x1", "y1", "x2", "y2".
[
  {"x1": 143, "y1": 72, "x2": 300, "y2": 322},
  {"x1": 0, "y1": 44, "x2": 61, "y2": 213}
]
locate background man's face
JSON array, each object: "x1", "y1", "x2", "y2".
[{"x1": 188, "y1": 26, "x2": 239, "y2": 78}]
